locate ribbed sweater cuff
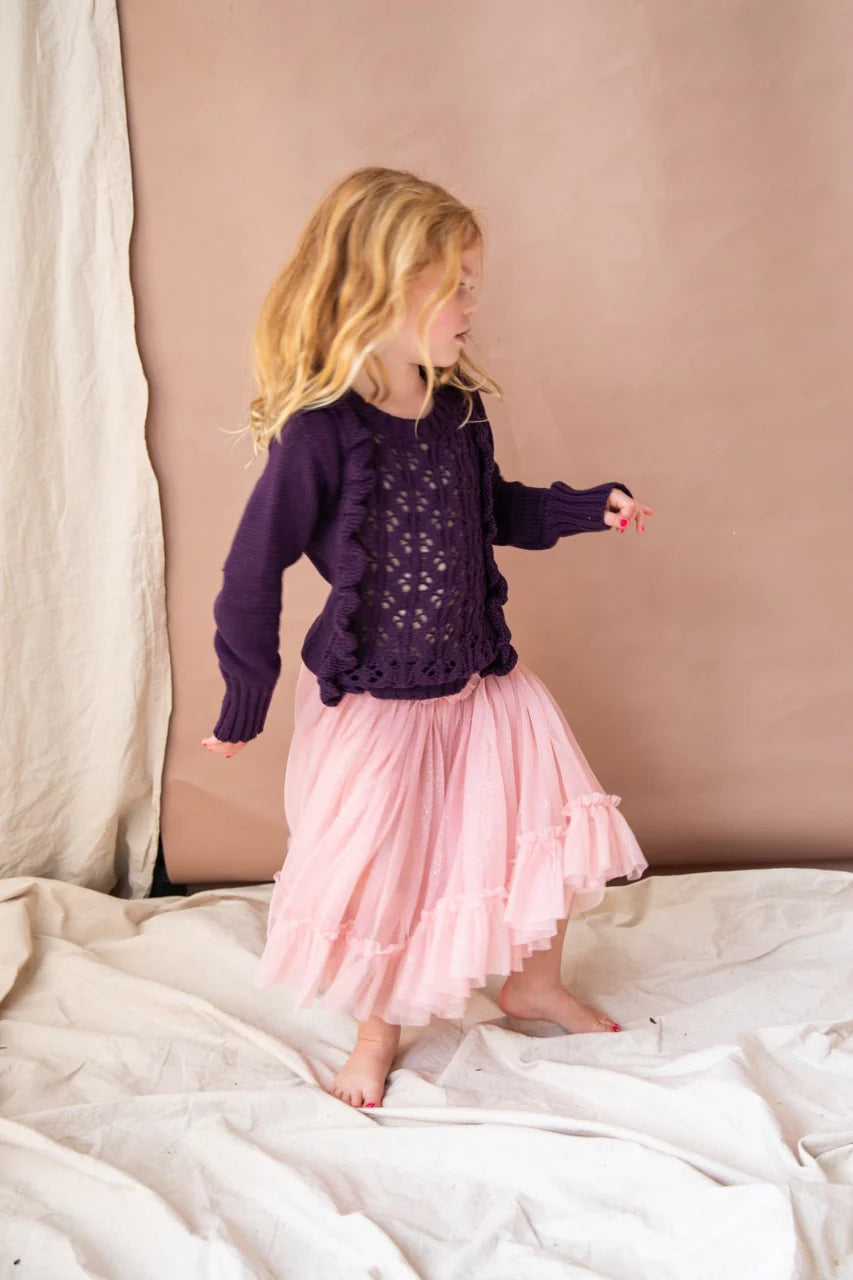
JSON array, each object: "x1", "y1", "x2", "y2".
[
  {"x1": 213, "y1": 679, "x2": 275, "y2": 743},
  {"x1": 544, "y1": 481, "x2": 633, "y2": 539}
]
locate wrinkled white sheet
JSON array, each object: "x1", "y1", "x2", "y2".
[
  {"x1": 1, "y1": 868, "x2": 851, "y2": 1279},
  {"x1": 0, "y1": 0, "x2": 169, "y2": 895}
]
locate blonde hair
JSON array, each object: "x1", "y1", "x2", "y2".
[{"x1": 248, "y1": 166, "x2": 504, "y2": 452}]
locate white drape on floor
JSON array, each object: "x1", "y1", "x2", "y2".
[
  {"x1": 2, "y1": 868, "x2": 850, "y2": 1277},
  {"x1": 0, "y1": 0, "x2": 170, "y2": 894}
]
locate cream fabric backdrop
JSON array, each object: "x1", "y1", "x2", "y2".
[
  {"x1": 0, "y1": 0, "x2": 170, "y2": 895},
  {"x1": 3, "y1": 867, "x2": 851, "y2": 1276}
]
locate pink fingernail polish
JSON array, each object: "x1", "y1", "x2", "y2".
[
  {"x1": 612, "y1": 1024, "x2": 621, "y2": 1032},
  {"x1": 365, "y1": 1102, "x2": 376, "y2": 1108},
  {"x1": 619, "y1": 519, "x2": 628, "y2": 528}
]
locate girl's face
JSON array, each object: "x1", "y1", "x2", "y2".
[{"x1": 399, "y1": 244, "x2": 481, "y2": 368}]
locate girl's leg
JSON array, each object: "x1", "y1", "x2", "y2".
[
  {"x1": 497, "y1": 915, "x2": 621, "y2": 1033},
  {"x1": 330, "y1": 1014, "x2": 401, "y2": 1108}
]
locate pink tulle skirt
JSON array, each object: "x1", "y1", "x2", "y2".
[{"x1": 253, "y1": 659, "x2": 647, "y2": 1026}]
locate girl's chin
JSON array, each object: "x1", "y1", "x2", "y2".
[{"x1": 423, "y1": 347, "x2": 465, "y2": 370}]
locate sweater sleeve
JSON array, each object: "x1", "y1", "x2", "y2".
[
  {"x1": 212, "y1": 410, "x2": 341, "y2": 742},
  {"x1": 492, "y1": 459, "x2": 632, "y2": 549},
  {"x1": 476, "y1": 390, "x2": 633, "y2": 549}
]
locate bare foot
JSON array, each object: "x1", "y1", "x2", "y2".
[
  {"x1": 498, "y1": 976, "x2": 621, "y2": 1034},
  {"x1": 330, "y1": 1021, "x2": 401, "y2": 1108}
]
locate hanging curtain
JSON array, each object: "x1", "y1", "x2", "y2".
[{"x1": 0, "y1": 0, "x2": 171, "y2": 895}]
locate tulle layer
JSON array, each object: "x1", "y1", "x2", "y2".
[{"x1": 253, "y1": 660, "x2": 647, "y2": 1026}]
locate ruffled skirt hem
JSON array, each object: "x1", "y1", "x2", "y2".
[{"x1": 253, "y1": 788, "x2": 646, "y2": 1027}]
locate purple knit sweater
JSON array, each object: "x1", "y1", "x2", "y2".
[{"x1": 212, "y1": 385, "x2": 632, "y2": 741}]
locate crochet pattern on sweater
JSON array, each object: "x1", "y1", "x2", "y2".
[{"x1": 212, "y1": 384, "x2": 632, "y2": 740}]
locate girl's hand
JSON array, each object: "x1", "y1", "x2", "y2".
[
  {"x1": 604, "y1": 489, "x2": 655, "y2": 534},
  {"x1": 201, "y1": 735, "x2": 248, "y2": 759}
]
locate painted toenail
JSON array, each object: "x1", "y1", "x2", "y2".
[
  {"x1": 365, "y1": 1102, "x2": 377, "y2": 1108},
  {"x1": 612, "y1": 1024, "x2": 621, "y2": 1031}
]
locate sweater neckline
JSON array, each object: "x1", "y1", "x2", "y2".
[{"x1": 345, "y1": 382, "x2": 461, "y2": 430}]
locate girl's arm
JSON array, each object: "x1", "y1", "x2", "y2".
[
  {"x1": 475, "y1": 394, "x2": 632, "y2": 549},
  {"x1": 211, "y1": 411, "x2": 341, "y2": 743},
  {"x1": 492, "y1": 459, "x2": 633, "y2": 549}
]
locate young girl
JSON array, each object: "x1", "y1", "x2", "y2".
[{"x1": 203, "y1": 166, "x2": 653, "y2": 1110}]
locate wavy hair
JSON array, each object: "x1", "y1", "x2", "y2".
[{"x1": 247, "y1": 166, "x2": 504, "y2": 452}]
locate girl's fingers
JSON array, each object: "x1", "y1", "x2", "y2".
[
  {"x1": 616, "y1": 504, "x2": 655, "y2": 533},
  {"x1": 201, "y1": 736, "x2": 246, "y2": 757},
  {"x1": 607, "y1": 502, "x2": 635, "y2": 529}
]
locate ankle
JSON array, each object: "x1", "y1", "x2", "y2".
[
  {"x1": 356, "y1": 1024, "x2": 400, "y2": 1051},
  {"x1": 502, "y1": 973, "x2": 560, "y2": 997}
]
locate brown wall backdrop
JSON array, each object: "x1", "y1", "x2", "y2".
[{"x1": 119, "y1": 0, "x2": 853, "y2": 884}]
